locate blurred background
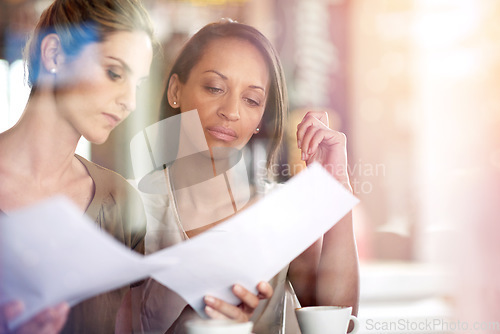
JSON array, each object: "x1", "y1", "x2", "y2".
[{"x1": 1, "y1": 0, "x2": 499, "y2": 332}]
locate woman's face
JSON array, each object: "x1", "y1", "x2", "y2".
[
  {"x1": 171, "y1": 37, "x2": 270, "y2": 152},
  {"x1": 54, "y1": 30, "x2": 153, "y2": 144}
]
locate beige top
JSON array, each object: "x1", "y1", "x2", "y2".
[
  {"x1": 62, "y1": 155, "x2": 147, "y2": 333},
  {"x1": 0, "y1": 156, "x2": 146, "y2": 332},
  {"x1": 0, "y1": 155, "x2": 147, "y2": 332},
  {"x1": 139, "y1": 168, "x2": 300, "y2": 334}
]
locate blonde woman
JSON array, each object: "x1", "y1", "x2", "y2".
[{"x1": 0, "y1": 0, "x2": 154, "y2": 332}]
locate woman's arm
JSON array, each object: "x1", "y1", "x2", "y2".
[
  {"x1": 292, "y1": 111, "x2": 359, "y2": 313},
  {"x1": 289, "y1": 215, "x2": 359, "y2": 313},
  {"x1": 316, "y1": 212, "x2": 359, "y2": 314}
]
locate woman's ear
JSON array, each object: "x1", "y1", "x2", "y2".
[
  {"x1": 40, "y1": 33, "x2": 65, "y2": 74},
  {"x1": 167, "y1": 74, "x2": 181, "y2": 109}
]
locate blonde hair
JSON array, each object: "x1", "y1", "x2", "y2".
[{"x1": 24, "y1": 0, "x2": 157, "y2": 88}]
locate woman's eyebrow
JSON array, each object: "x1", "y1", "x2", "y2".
[
  {"x1": 204, "y1": 69, "x2": 227, "y2": 80},
  {"x1": 249, "y1": 85, "x2": 265, "y2": 93},
  {"x1": 107, "y1": 56, "x2": 131, "y2": 74},
  {"x1": 204, "y1": 69, "x2": 265, "y2": 92},
  {"x1": 106, "y1": 56, "x2": 149, "y2": 80}
]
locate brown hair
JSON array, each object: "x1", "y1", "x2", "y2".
[
  {"x1": 160, "y1": 20, "x2": 287, "y2": 169},
  {"x1": 24, "y1": 0, "x2": 157, "y2": 88}
]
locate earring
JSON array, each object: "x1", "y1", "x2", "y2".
[
  {"x1": 50, "y1": 68, "x2": 57, "y2": 74},
  {"x1": 173, "y1": 101, "x2": 177, "y2": 106},
  {"x1": 255, "y1": 127, "x2": 260, "y2": 133}
]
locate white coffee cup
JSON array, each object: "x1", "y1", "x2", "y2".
[
  {"x1": 185, "y1": 319, "x2": 253, "y2": 334},
  {"x1": 295, "y1": 306, "x2": 359, "y2": 334}
]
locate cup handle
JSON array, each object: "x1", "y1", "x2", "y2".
[{"x1": 349, "y1": 315, "x2": 360, "y2": 334}]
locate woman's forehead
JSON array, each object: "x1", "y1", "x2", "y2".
[
  {"x1": 98, "y1": 31, "x2": 153, "y2": 75},
  {"x1": 194, "y1": 38, "x2": 268, "y2": 75}
]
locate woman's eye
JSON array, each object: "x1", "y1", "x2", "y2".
[
  {"x1": 206, "y1": 86, "x2": 223, "y2": 94},
  {"x1": 245, "y1": 97, "x2": 260, "y2": 107},
  {"x1": 107, "y1": 69, "x2": 122, "y2": 81}
]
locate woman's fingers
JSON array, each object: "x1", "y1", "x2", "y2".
[
  {"x1": 308, "y1": 130, "x2": 346, "y2": 162},
  {"x1": 299, "y1": 125, "x2": 322, "y2": 161},
  {"x1": 296, "y1": 110, "x2": 351, "y2": 189},
  {"x1": 256, "y1": 281, "x2": 273, "y2": 299},
  {"x1": 204, "y1": 296, "x2": 246, "y2": 322},
  {"x1": 47, "y1": 303, "x2": 69, "y2": 333},
  {"x1": 299, "y1": 111, "x2": 329, "y2": 128},
  {"x1": 296, "y1": 112, "x2": 327, "y2": 147},
  {"x1": 1, "y1": 300, "x2": 25, "y2": 325},
  {"x1": 296, "y1": 110, "x2": 348, "y2": 165},
  {"x1": 203, "y1": 282, "x2": 272, "y2": 322},
  {"x1": 15, "y1": 303, "x2": 69, "y2": 334},
  {"x1": 1, "y1": 301, "x2": 24, "y2": 334},
  {"x1": 204, "y1": 305, "x2": 228, "y2": 320},
  {"x1": 297, "y1": 116, "x2": 329, "y2": 158},
  {"x1": 232, "y1": 284, "x2": 260, "y2": 310}
]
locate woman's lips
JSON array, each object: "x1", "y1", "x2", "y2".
[
  {"x1": 206, "y1": 126, "x2": 238, "y2": 142},
  {"x1": 103, "y1": 113, "x2": 121, "y2": 127}
]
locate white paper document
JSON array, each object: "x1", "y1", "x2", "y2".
[
  {"x1": 147, "y1": 163, "x2": 359, "y2": 315},
  {"x1": 0, "y1": 196, "x2": 163, "y2": 329},
  {"x1": 0, "y1": 163, "x2": 358, "y2": 329}
]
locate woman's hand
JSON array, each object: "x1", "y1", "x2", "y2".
[
  {"x1": 165, "y1": 282, "x2": 273, "y2": 333},
  {"x1": 1, "y1": 301, "x2": 69, "y2": 334},
  {"x1": 203, "y1": 281, "x2": 273, "y2": 322},
  {"x1": 296, "y1": 111, "x2": 351, "y2": 190}
]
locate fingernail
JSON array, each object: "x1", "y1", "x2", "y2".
[
  {"x1": 301, "y1": 152, "x2": 305, "y2": 160},
  {"x1": 308, "y1": 148, "x2": 312, "y2": 155},
  {"x1": 297, "y1": 140, "x2": 301, "y2": 148},
  {"x1": 233, "y1": 284, "x2": 243, "y2": 294},
  {"x1": 205, "y1": 305, "x2": 215, "y2": 316},
  {"x1": 204, "y1": 296, "x2": 215, "y2": 305}
]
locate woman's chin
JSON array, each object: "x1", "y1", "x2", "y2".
[
  {"x1": 209, "y1": 146, "x2": 241, "y2": 161},
  {"x1": 84, "y1": 132, "x2": 110, "y2": 146}
]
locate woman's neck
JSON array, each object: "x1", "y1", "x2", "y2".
[
  {"x1": 0, "y1": 90, "x2": 81, "y2": 181},
  {"x1": 0, "y1": 89, "x2": 95, "y2": 214},
  {"x1": 169, "y1": 150, "x2": 250, "y2": 231}
]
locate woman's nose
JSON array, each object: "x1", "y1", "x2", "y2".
[
  {"x1": 217, "y1": 94, "x2": 240, "y2": 121},
  {"x1": 118, "y1": 83, "x2": 137, "y2": 114}
]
